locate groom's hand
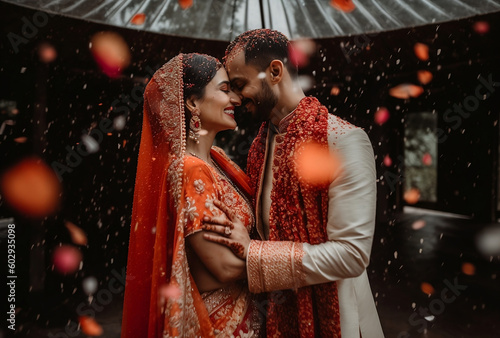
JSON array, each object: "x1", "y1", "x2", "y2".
[{"x1": 202, "y1": 200, "x2": 250, "y2": 260}]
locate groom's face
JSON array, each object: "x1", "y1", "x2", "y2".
[{"x1": 225, "y1": 51, "x2": 277, "y2": 123}]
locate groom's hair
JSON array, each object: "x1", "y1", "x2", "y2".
[{"x1": 224, "y1": 29, "x2": 298, "y2": 78}]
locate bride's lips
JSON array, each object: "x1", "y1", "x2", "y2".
[{"x1": 224, "y1": 106, "x2": 235, "y2": 119}]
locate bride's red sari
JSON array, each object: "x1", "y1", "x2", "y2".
[{"x1": 121, "y1": 55, "x2": 257, "y2": 337}]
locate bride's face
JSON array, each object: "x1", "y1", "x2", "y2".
[{"x1": 194, "y1": 68, "x2": 241, "y2": 133}]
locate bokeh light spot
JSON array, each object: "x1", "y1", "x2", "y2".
[
  {"x1": 404, "y1": 188, "x2": 421, "y2": 204},
  {"x1": 374, "y1": 107, "x2": 390, "y2": 125},
  {"x1": 52, "y1": 245, "x2": 83, "y2": 275},
  {"x1": 383, "y1": 154, "x2": 392, "y2": 167},
  {"x1": 0, "y1": 157, "x2": 61, "y2": 218},
  {"x1": 414, "y1": 43, "x2": 429, "y2": 61},
  {"x1": 411, "y1": 219, "x2": 427, "y2": 230},
  {"x1": 90, "y1": 31, "x2": 131, "y2": 78},
  {"x1": 461, "y1": 262, "x2": 476, "y2": 276},
  {"x1": 65, "y1": 221, "x2": 88, "y2": 246},
  {"x1": 420, "y1": 282, "x2": 435, "y2": 295},
  {"x1": 78, "y1": 316, "x2": 103, "y2": 336},
  {"x1": 294, "y1": 141, "x2": 341, "y2": 186},
  {"x1": 417, "y1": 70, "x2": 433, "y2": 85},
  {"x1": 389, "y1": 84, "x2": 424, "y2": 99}
]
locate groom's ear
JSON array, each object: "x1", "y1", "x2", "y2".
[{"x1": 269, "y1": 60, "x2": 283, "y2": 84}]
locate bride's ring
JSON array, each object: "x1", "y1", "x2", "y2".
[{"x1": 225, "y1": 227, "x2": 232, "y2": 236}]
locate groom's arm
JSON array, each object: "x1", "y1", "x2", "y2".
[{"x1": 246, "y1": 127, "x2": 376, "y2": 293}]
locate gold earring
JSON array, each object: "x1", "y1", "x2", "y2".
[{"x1": 188, "y1": 108, "x2": 201, "y2": 144}]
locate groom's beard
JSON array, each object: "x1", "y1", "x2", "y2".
[{"x1": 248, "y1": 80, "x2": 278, "y2": 123}]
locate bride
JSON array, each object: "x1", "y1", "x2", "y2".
[{"x1": 121, "y1": 53, "x2": 258, "y2": 337}]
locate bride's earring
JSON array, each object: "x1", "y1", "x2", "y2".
[{"x1": 188, "y1": 108, "x2": 201, "y2": 144}]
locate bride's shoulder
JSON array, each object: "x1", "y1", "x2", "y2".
[{"x1": 183, "y1": 154, "x2": 209, "y2": 171}]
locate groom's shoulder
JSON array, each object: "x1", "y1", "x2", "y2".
[
  {"x1": 326, "y1": 113, "x2": 371, "y2": 148},
  {"x1": 327, "y1": 113, "x2": 360, "y2": 134}
]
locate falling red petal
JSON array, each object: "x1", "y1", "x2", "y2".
[
  {"x1": 65, "y1": 221, "x2": 88, "y2": 246},
  {"x1": 421, "y1": 282, "x2": 435, "y2": 295},
  {"x1": 160, "y1": 284, "x2": 181, "y2": 300},
  {"x1": 383, "y1": 155, "x2": 392, "y2": 167},
  {"x1": 179, "y1": 0, "x2": 193, "y2": 10},
  {"x1": 288, "y1": 44, "x2": 309, "y2": 68},
  {"x1": 79, "y1": 316, "x2": 104, "y2": 336},
  {"x1": 374, "y1": 107, "x2": 390, "y2": 125},
  {"x1": 0, "y1": 157, "x2": 61, "y2": 218},
  {"x1": 473, "y1": 21, "x2": 490, "y2": 35},
  {"x1": 294, "y1": 142, "x2": 341, "y2": 186},
  {"x1": 417, "y1": 70, "x2": 433, "y2": 85},
  {"x1": 330, "y1": 0, "x2": 356, "y2": 13},
  {"x1": 414, "y1": 43, "x2": 429, "y2": 61},
  {"x1": 411, "y1": 219, "x2": 427, "y2": 230},
  {"x1": 130, "y1": 13, "x2": 146, "y2": 25},
  {"x1": 461, "y1": 262, "x2": 476, "y2": 276},
  {"x1": 14, "y1": 136, "x2": 27, "y2": 143},
  {"x1": 389, "y1": 84, "x2": 424, "y2": 99},
  {"x1": 422, "y1": 153, "x2": 432, "y2": 166},
  {"x1": 330, "y1": 86, "x2": 340, "y2": 96},
  {"x1": 52, "y1": 245, "x2": 83, "y2": 275},
  {"x1": 404, "y1": 188, "x2": 421, "y2": 205},
  {"x1": 39, "y1": 43, "x2": 57, "y2": 63},
  {"x1": 90, "y1": 31, "x2": 131, "y2": 78}
]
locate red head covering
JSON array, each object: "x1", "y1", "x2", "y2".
[{"x1": 121, "y1": 54, "x2": 211, "y2": 337}]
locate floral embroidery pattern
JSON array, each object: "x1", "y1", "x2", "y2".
[
  {"x1": 222, "y1": 192, "x2": 237, "y2": 207},
  {"x1": 185, "y1": 196, "x2": 199, "y2": 221},
  {"x1": 193, "y1": 179, "x2": 205, "y2": 194}
]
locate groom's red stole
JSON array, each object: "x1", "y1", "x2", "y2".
[{"x1": 246, "y1": 97, "x2": 341, "y2": 337}]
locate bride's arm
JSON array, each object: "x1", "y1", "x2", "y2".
[
  {"x1": 183, "y1": 158, "x2": 246, "y2": 286},
  {"x1": 186, "y1": 230, "x2": 246, "y2": 284}
]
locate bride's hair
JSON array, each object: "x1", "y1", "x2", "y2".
[
  {"x1": 182, "y1": 53, "x2": 222, "y2": 101},
  {"x1": 182, "y1": 53, "x2": 222, "y2": 126}
]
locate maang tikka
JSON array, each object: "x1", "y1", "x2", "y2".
[{"x1": 188, "y1": 108, "x2": 201, "y2": 144}]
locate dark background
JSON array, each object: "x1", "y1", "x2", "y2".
[{"x1": 1, "y1": 2, "x2": 499, "y2": 337}]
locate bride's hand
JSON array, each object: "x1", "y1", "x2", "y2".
[{"x1": 202, "y1": 200, "x2": 250, "y2": 260}]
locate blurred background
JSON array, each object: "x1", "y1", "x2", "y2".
[{"x1": 0, "y1": 1, "x2": 499, "y2": 337}]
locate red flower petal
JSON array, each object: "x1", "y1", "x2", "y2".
[
  {"x1": 330, "y1": 0, "x2": 356, "y2": 13},
  {"x1": 52, "y1": 245, "x2": 82, "y2": 275},
  {"x1": 374, "y1": 107, "x2": 390, "y2": 125},
  {"x1": 389, "y1": 84, "x2": 424, "y2": 99},
  {"x1": 79, "y1": 316, "x2": 103, "y2": 336},
  {"x1": 417, "y1": 70, "x2": 433, "y2": 85},
  {"x1": 179, "y1": 0, "x2": 193, "y2": 10},
  {"x1": 414, "y1": 43, "x2": 429, "y2": 61},
  {"x1": 130, "y1": 13, "x2": 146, "y2": 25},
  {"x1": 0, "y1": 157, "x2": 61, "y2": 218}
]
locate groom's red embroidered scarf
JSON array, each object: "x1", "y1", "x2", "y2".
[{"x1": 247, "y1": 97, "x2": 341, "y2": 337}]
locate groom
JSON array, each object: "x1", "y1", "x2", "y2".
[{"x1": 205, "y1": 29, "x2": 384, "y2": 337}]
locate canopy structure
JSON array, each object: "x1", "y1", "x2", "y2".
[{"x1": 3, "y1": 0, "x2": 500, "y2": 41}]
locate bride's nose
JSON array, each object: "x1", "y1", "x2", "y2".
[{"x1": 229, "y1": 91, "x2": 241, "y2": 106}]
